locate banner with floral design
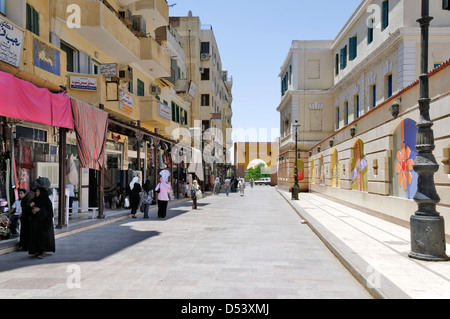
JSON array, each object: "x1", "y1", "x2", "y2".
[{"x1": 391, "y1": 119, "x2": 418, "y2": 199}]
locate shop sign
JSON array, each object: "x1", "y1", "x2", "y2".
[
  {"x1": 100, "y1": 63, "x2": 118, "y2": 77},
  {"x1": 211, "y1": 112, "x2": 222, "y2": 119},
  {"x1": 34, "y1": 38, "x2": 60, "y2": 76},
  {"x1": 188, "y1": 81, "x2": 196, "y2": 97},
  {"x1": 119, "y1": 90, "x2": 133, "y2": 113},
  {"x1": 158, "y1": 101, "x2": 171, "y2": 120},
  {"x1": 70, "y1": 76, "x2": 97, "y2": 91},
  {"x1": 0, "y1": 16, "x2": 24, "y2": 68}
]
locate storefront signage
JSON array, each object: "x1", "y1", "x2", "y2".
[
  {"x1": 119, "y1": 90, "x2": 133, "y2": 113},
  {"x1": 158, "y1": 102, "x2": 171, "y2": 120},
  {"x1": 70, "y1": 76, "x2": 97, "y2": 91},
  {"x1": 100, "y1": 63, "x2": 118, "y2": 77},
  {"x1": 0, "y1": 16, "x2": 24, "y2": 68},
  {"x1": 34, "y1": 38, "x2": 60, "y2": 76},
  {"x1": 211, "y1": 112, "x2": 222, "y2": 119}
]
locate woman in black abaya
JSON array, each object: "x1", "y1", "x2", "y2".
[{"x1": 28, "y1": 187, "x2": 55, "y2": 259}]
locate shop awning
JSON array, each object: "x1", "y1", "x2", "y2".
[
  {"x1": 0, "y1": 71, "x2": 73, "y2": 129},
  {"x1": 71, "y1": 98, "x2": 108, "y2": 170}
]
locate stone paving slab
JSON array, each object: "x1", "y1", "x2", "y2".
[{"x1": 277, "y1": 189, "x2": 450, "y2": 299}]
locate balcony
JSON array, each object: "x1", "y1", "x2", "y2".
[
  {"x1": 52, "y1": 0, "x2": 141, "y2": 65},
  {"x1": 124, "y1": 0, "x2": 169, "y2": 30},
  {"x1": 139, "y1": 95, "x2": 171, "y2": 131},
  {"x1": 138, "y1": 36, "x2": 171, "y2": 79},
  {"x1": 174, "y1": 79, "x2": 194, "y2": 101}
]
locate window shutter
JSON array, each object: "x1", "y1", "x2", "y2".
[
  {"x1": 1, "y1": 0, "x2": 6, "y2": 15},
  {"x1": 349, "y1": 37, "x2": 357, "y2": 61},
  {"x1": 78, "y1": 51, "x2": 91, "y2": 74},
  {"x1": 382, "y1": 1, "x2": 389, "y2": 30},
  {"x1": 184, "y1": 110, "x2": 188, "y2": 125}
]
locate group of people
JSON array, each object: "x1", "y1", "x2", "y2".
[
  {"x1": 3, "y1": 185, "x2": 55, "y2": 259},
  {"x1": 213, "y1": 176, "x2": 246, "y2": 197},
  {"x1": 127, "y1": 170, "x2": 203, "y2": 219}
]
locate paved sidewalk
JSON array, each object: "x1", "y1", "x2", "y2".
[
  {"x1": 277, "y1": 188, "x2": 450, "y2": 299},
  {"x1": 0, "y1": 195, "x2": 193, "y2": 255}
]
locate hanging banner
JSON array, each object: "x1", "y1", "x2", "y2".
[
  {"x1": 100, "y1": 63, "x2": 118, "y2": 77},
  {"x1": 0, "y1": 16, "x2": 24, "y2": 68},
  {"x1": 119, "y1": 90, "x2": 133, "y2": 113},
  {"x1": 34, "y1": 38, "x2": 61, "y2": 76}
]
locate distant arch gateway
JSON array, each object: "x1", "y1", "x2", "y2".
[{"x1": 234, "y1": 142, "x2": 279, "y2": 185}]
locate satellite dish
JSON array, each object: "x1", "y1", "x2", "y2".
[{"x1": 188, "y1": 10, "x2": 192, "y2": 17}]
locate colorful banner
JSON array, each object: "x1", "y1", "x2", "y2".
[
  {"x1": 391, "y1": 119, "x2": 418, "y2": 199},
  {"x1": 351, "y1": 139, "x2": 368, "y2": 191}
]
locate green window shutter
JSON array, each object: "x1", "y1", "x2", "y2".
[
  {"x1": 340, "y1": 46, "x2": 347, "y2": 70},
  {"x1": 184, "y1": 110, "x2": 188, "y2": 125},
  {"x1": 335, "y1": 54, "x2": 339, "y2": 75},
  {"x1": 349, "y1": 37, "x2": 357, "y2": 61},
  {"x1": 176, "y1": 105, "x2": 180, "y2": 123},
  {"x1": 137, "y1": 79, "x2": 144, "y2": 96},
  {"x1": 26, "y1": 4, "x2": 40, "y2": 36},
  {"x1": 171, "y1": 101, "x2": 175, "y2": 121},
  {"x1": 26, "y1": 4, "x2": 32, "y2": 32},
  {"x1": 382, "y1": 1, "x2": 389, "y2": 30}
]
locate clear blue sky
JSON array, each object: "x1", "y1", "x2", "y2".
[{"x1": 169, "y1": 0, "x2": 362, "y2": 143}]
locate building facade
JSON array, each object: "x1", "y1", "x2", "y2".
[{"x1": 277, "y1": 0, "x2": 450, "y2": 235}]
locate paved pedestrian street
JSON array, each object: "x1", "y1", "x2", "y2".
[{"x1": 0, "y1": 186, "x2": 371, "y2": 299}]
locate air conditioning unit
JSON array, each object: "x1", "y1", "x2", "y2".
[
  {"x1": 200, "y1": 53, "x2": 210, "y2": 60},
  {"x1": 199, "y1": 67, "x2": 204, "y2": 73},
  {"x1": 149, "y1": 85, "x2": 161, "y2": 95},
  {"x1": 131, "y1": 15, "x2": 147, "y2": 36},
  {"x1": 118, "y1": 10, "x2": 132, "y2": 22},
  {"x1": 119, "y1": 69, "x2": 133, "y2": 82}
]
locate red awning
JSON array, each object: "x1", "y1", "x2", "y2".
[
  {"x1": 71, "y1": 98, "x2": 108, "y2": 170},
  {"x1": 0, "y1": 71, "x2": 73, "y2": 129}
]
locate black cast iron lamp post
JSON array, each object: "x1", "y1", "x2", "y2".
[
  {"x1": 291, "y1": 120, "x2": 300, "y2": 200},
  {"x1": 409, "y1": 0, "x2": 448, "y2": 261}
]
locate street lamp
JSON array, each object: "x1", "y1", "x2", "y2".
[
  {"x1": 409, "y1": 0, "x2": 448, "y2": 261},
  {"x1": 292, "y1": 120, "x2": 300, "y2": 200}
]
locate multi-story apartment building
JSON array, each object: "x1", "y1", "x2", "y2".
[
  {"x1": 0, "y1": 0, "x2": 200, "y2": 221},
  {"x1": 170, "y1": 13, "x2": 233, "y2": 188},
  {"x1": 277, "y1": 0, "x2": 450, "y2": 235}
]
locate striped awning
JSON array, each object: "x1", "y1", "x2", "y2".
[{"x1": 71, "y1": 98, "x2": 108, "y2": 170}]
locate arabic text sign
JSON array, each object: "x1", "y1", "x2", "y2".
[
  {"x1": 100, "y1": 63, "x2": 118, "y2": 77},
  {"x1": 119, "y1": 90, "x2": 133, "y2": 113},
  {"x1": 0, "y1": 16, "x2": 24, "y2": 68},
  {"x1": 70, "y1": 76, "x2": 97, "y2": 91}
]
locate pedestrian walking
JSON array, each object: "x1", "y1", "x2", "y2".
[
  {"x1": 129, "y1": 176, "x2": 141, "y2": 219},
  {"x1": 141, "y1": 179, "x2": 153, "y2": 219},
  {"x1": 224, "y1": 177, "x2": 231, "y2": 196},
  {"x1": 213, "y1": 177, "x2": 221, "y2": 195},
  {"x1": 238, "y1": 178, "x2": 245, "y2": 196},
  {"x1": 155, "y1": 170, "x2": 171, "y2": 218},
  {"x1": 191, "y1": 180, "x2": 200, "y2": 209},
  {"x1": 28, "y1": 187, "x2": 55, "y2": 259}
]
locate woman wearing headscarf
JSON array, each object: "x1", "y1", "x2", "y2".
[
  {"x1": 141, "y1": 179, "x2": 153, "y2": 219},
  {"x1": 191, "y1": 180, "x2": 200, "y2": 210},
  {"x1": 129, "y1": 176, "x2": 141, "y2": 218},
  {"x1": 155, "y1": 170, "x2": 171, "y2": 218},
  {"x1": 213, "y1": 177, "x2": 221, "y2": 195},
  {"x1": 28, "y1": 187, "x2": 55, "y2": 259}
]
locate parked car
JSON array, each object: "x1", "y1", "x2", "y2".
[{"x1": 254, "y1": 177, "x2": 271, "y2": 185}]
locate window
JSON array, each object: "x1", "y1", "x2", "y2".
[
  {"x1": 26, "y1": 4, "x2": 39, "y2": 36},
  {"x1": 201, "y1": 94, "x2": 210, "y2": 106},
  {"x1": 0, "y1": 0, "x2": 5, "y2": 15},
  {"x1": 345, "y1": 101, "x2": 349, "y2": 125},
  {"x1": 371, "y1": 84, "x2": 377, "y2": 108},
  {"x1": 335, "y1": 54, "x2": 339, "y2": 76},
  {"x1": 382, "y1": 0, "x2": 389, "y2": 31},
  {"x1": 16, "y1": 126, "x2": 47, "y2": 142},
  {"x1": 354, "y1": 95, "x2": 360, "y2": 119},
  {"x1": 137, "y1": 79, "x2": 145, "y2": 96},
  {"x1": 127, "y1": 66, "x2": 133, "y2": 94},
  {"x1": 91, "y1": 60, "x2": 100, "y2": 75},
  {"x1": 385, "y1": 74, "x2": 393, "y2": 98},
  {"x1": 171, "y1": 101, "x2": 176, "y2": 121},
  {"x1": 368, "y1": 18, "x2": 374, "y2": 44},
  {"x1": 201, "y1": 42, "x2": 210, "y2": 54},
  {"x1": 444, "y1": 0, "x2": 450, "y2": 10},
  {"x1": 340, "y1": 46, "x2": 347, "y2": 70},
  {"x1": 60, "y1": 41, "x2": 77, "y2": 72},
  {"x1": 201, "y1": 68, "x2": 210, "y2": 81},
  {"x1": 184, "y1": 110, "x2": 188, "y2": 126},
  {"x1": 349, "y1": 36, "x2": 357, "y2": 61},
  {"x1": 336, "y1": 107, "x2": 340, "y2": 129}
]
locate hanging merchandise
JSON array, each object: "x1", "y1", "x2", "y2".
[
  {"x1": 20, "y1": 141, "x2": 33, "y2": 169},
  {"x1": 67, "y1": 154, "x2": 78, "y2": 188},
  {"x1": 10, "y1": 132, "x2": 19, "y2": 191},
  {"x1": 19, "y1": 168, "x2": 30, "y2": 190},
  {"x1": 6, "y1": 158, "x2": 9, "y2": 208}
]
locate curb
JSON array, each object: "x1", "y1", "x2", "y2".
[{"x1": 276, "y1": 188, "x2": 410, "y2": 299}]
